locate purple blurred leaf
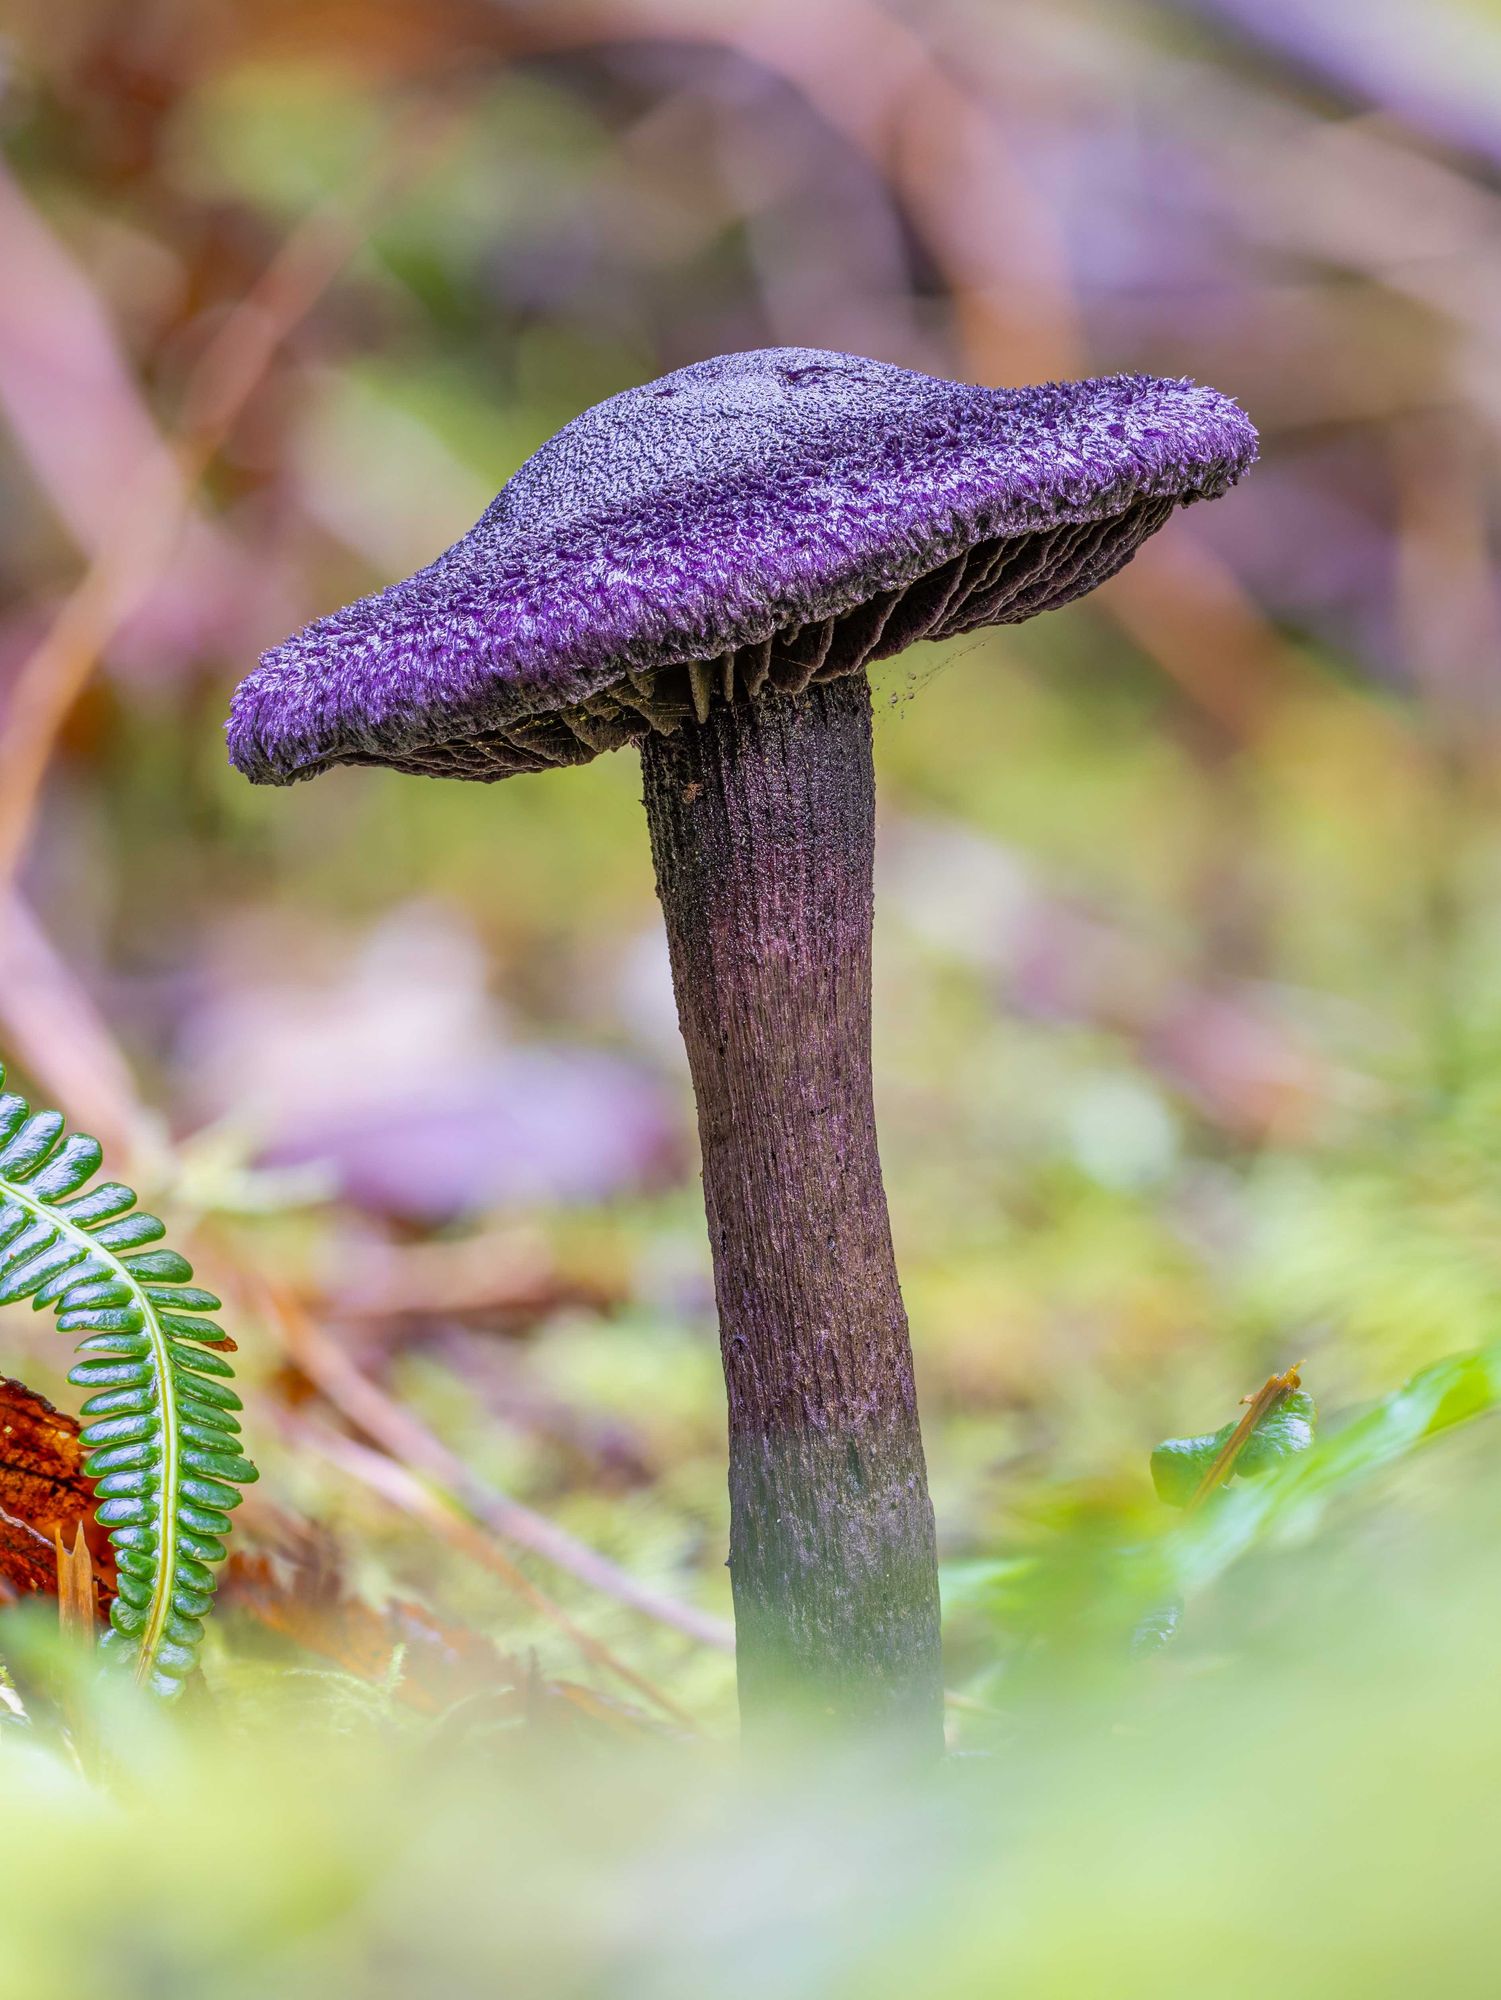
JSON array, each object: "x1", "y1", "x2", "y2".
[
  {"x1": 885, "y1": 818, "x2": 1337, "y2": 1141},
  {"x1": 0, "y1": 160, "x2": 259, "y2": 675},
  {"x1": 1189, "y1": 448, "x2": 1400, "y2": 675},
  {"x1": 175, "y1": 903, "x2": 683, "y2": 1223},
  {"x1": 261, "y1": 1048, "x2": 682, "y2": 1224},
  {"x1": 1180, "y1": 0, "x2": 1501, "y2": 165}
]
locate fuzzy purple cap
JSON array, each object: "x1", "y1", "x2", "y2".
[{"x1": 229, "y1": 347, "x2": 1257, "y2": 785}]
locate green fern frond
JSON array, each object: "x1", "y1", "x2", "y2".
[{"x1": 0, "y1": 1062, "x2": 256, "y2": 1696}]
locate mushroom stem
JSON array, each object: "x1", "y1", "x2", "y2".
[{"x1": 641, "y1": 675, "x2": 943, "y2": 1752}]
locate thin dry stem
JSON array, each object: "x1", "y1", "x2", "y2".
[
  {"x1": 264, "y1": 1281, "x2": 733, "y2": 1656},
  {"x1": 0, "y1": 96, "x2": 468, "y2": 893},
  {"x1": 53, "y1": 1523, "x2": 96, "y2": 1646},
  {"x1": 281, "y1": 1411, "x2": 701, "y2": 1731}
]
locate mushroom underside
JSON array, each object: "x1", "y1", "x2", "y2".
[{"x1": 351, "y1": 491, "x2": 1177, "y2": 781}]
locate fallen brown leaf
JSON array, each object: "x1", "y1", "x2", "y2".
[
  {"x1": 223, "y1": 1535, "x2": 530, "y2": 1717},
  {"x1": 0, "y1": 1375, "x2": 115, "y2": 1608},
  {"x1": 222, "y1": 1530, "x2": 658, "y2": 1734},
  {"x1": 0, "y1": 1503, "x2": 56, "y2": 1601}
]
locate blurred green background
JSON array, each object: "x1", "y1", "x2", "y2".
[{"x1": 2, "y1": 0, "x2": 1501, "y2": 1990}]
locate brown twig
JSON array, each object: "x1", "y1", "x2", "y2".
[
  {"x1": 53, "y1": 1524, "x2": 96, "y2": 1644},
  {"x1": 316, "y1": 1226, "x2": 623, "y2": 1322},
  {"x1": 0, "y1": 893, "x2": 156, "y2": 1170},
  {"x1": 0, "y1": 94, "x2": 467, "y2": 893},
  {"x1": 518, "y1": 0, "x2": 1083, "y2": 384},
  {"x1": 262, "y1": 1280, "x2": 734, "y2": 1655}
]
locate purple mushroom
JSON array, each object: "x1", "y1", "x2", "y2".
[{"x1": 230, "y1": 347, "x2": 1256, "y2": 1750}]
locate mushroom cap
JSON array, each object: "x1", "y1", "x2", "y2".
[{"x1": 229, "y1": 347, "x2": 1257, "y2": 785}]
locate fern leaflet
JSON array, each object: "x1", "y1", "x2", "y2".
[{"x1": 0, "y1": 1062, "x2": 256, "y2": 1695}]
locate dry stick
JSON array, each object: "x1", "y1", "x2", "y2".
[
  {"x1": 279, "y1": 1409, "x2": 699, "y2": 1731},
  {"x1": 1177, "y1": 66, "x2": 1501, "y2": 375},
  {"x1": 1103, "y1": 529, "x2": 1424, "y2": 765},
  {"x1": 0, "y1": 95, "x2": 467, "y2": 894},
  {"x1": 265, "y1": 1283, "x2": 734, "y2": 1656},
  {"x1": 0, "y1": 892, "x2": 156, "y2": 1170},
  {"x1": 530, "y1": 0, "x2": 1082, "y2": 385},
  {"x1": 52, "y1": 1524, "x2": 96, "y2": 1645},
  {"x1": 317, "y1": 1226, "x2": 622, "y2": 1322}
]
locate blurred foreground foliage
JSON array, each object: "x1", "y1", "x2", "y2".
[{"x1": 3, "y1": 1353, "x2": 1501, "y2": 1996}]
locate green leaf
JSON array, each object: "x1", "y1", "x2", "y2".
[
  {"x1": 1163, "y1": 1342, "x2": 1501, "y2": 1600},
  {"x1": 0, "y1": 1061, "x2": 256, "y2": 1696},
  {"x1": 1152, "y1": 1380, "x2": 1316, "y2": 1509}
]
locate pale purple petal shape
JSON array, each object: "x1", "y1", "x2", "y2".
[
  {"x1": 259, "y1": 1048, "x2": 683, "y2": 1224},
  {"x1": 1183, "y1": 0, "x2": 1501, "y2": 165}
]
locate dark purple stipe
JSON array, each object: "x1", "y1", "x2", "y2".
[{"x1": 641, "y1": 675, "x2": 943, "y2": 1750}]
